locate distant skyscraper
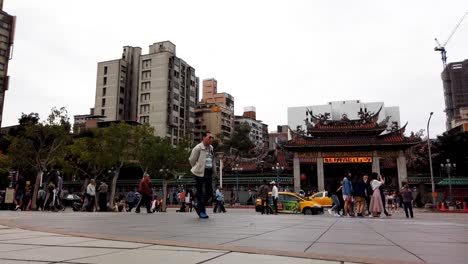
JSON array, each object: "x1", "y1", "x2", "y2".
[
  {"x1": 94, "y1": 41, "x2": 199, "y2": 144},
  {"x1": 441, "y1": 59, "x2": 468, "y2": 130},
  {"x1": 0, "y1": 0, "x2": 15, "y2": 127}
]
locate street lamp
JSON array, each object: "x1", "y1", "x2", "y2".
[
  {"x1": 427, "y1": 112, "x2": 435, "y2": 206},
  {"x1": 440, "y1": 159, "x2": 456, "y2": 204},
  {"x1": 272, "y1": 163, "x2": 284, "y2": 186},
  {"x1": 232, "y1": 164, "x2": 243, "y2": 205},
  {"x1": 216, "y1": 152, "x2": 225, "y2": 188}
]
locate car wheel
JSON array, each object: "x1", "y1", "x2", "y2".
[{"x1": 304, "y1": 208, "x2": 313, "y2": 215}]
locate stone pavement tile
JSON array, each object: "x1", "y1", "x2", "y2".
[
  {"x1": 144, "y1": 244, "x2": 227, "y2": 253},
  {"x1": 253, "y1": 229, "x2": 323, "y2": 242},
  {"x1": 223, "y1": 238, "x2": 310, "y2": 252},
  {"x1": 381, "y1": 232, "x2": 459, "y2": 243},
  {"x1": 396, "y1": 241, "x2": 468, "y2": 257},
  {"x1": 0, "y1": 260, "x2": 49, "y2": 264},
  {"x1": 418, "y1": 254, "x2": 467, "y2": 264},
  {"x1": 0, "y1": 243, "x2": 42, "y2": 252},
  {"x1": 317, "y1": 230, "x2": 392, "y2": 245},
  {"x1": 0, "y1": 232, "x2": 58, "y2": 241},
  {"x1": 3, "y1": 236, "x2": 98, "y2": 246},
  {"x1": 73, "y1": 247, "x2": 225, "y2": 264},
  {"x1": 0, "y1": 246, "x2": 120, "y2": 262},
  {"x1": 167, "y1": 235, "x2": 241, "y2": 245},
  {"x1": 203, "y1": 252, "x2": 340, "y2": 264},
  {"x1": 306, "y1": 243, "x2": 423, "y2": 263},
  {"x1": 66, "y1": 239, "x2": 151, "y2": 249},
  {"x1": 0, "y1": 229, "x2": 31, "y2": 235}
]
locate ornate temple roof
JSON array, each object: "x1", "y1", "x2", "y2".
[{"x1": 285, "y1": 107, "x2": 421, "y2": 149}]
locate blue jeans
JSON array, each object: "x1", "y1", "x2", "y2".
[{"x1": 195, "y1": 169, "x2": 213, "y2": 214}]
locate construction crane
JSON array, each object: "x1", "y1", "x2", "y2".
[{"x1": 434, "y1": 10, "x2": 468, "y2": 68}]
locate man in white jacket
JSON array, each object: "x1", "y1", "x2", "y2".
[{"x1": 189, "y1": 131, "x2": 217, "y2": 219}]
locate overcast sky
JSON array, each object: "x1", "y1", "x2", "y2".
[{"x1": 2, "y1": 0, "x2": 468, "y2": 137}]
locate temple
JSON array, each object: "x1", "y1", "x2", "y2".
[{"x1": 284, "y1": 106, "x2": 421, "y2": 193}]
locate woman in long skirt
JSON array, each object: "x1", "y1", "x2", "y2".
[{"x1": 369, "y1": 172, "x2": 384, "y2": 217}]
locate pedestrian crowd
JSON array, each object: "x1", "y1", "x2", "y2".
[{"x1": 327, "y1": 172, "x2": 415, "y2": 218}]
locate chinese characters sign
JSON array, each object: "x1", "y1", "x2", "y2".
[{"x1": 323, "y1": 157, "x2": 372, "y2": 163}]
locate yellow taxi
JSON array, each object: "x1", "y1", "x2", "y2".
[
  {"x1": 306, "y1": 191, "x2": 333, "y2": 207},
  {"x1": 255, "y1": 192, "x2": 324, "y2": 215}
]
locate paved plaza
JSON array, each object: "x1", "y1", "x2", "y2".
[{"x1": 0, "y1": 209, "x2": 467, "y2": 264}]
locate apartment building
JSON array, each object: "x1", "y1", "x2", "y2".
[
  {"x1": 0, "y1": 0, "x2": 15, "y2": 127},
  {"x1": 94, "y1": 41, "x2": 199, "y2": 144},
  {"x1": 234, "y1": 106, "x2": 268, "y2": 148},
  {"x1": 194, "y1": 78, "x2": 234, "y2": 142}
]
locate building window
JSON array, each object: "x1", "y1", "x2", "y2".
[
  {"x1": 173, "y1": 105, "x2": 179, "y2": 112},
  {"x1": 120, "y1": 87, "x2": 124, "y2": 93},
  {"x1": 141, "y1": 93, "x2": 150, "y2": 101},
  {"x1": 141, "y1": 82, "x2": 150, "y2": 90},
  {"x1": 0, "y1": 35, "x2": 7, "y2": 43},
  {"x1": 119, "y1": 109, "x2": 123, "y2": 115},
  {"x1": 142, "y1": 70, "x2": 151, "y2": 80},
  {"x1": 101, "y1": 98, "x2": 106, "y2": 107},
  {"x1": 140, "y1": 104, "x2": 150, "y2": 114},
  {"x1": 119, "y1": 98, "x2": 124, "y2": 104},
  {"x1": 142, "y1": 59, "x2": 151, "y2": 68},
  {"x1": 140, "y1": 116, "x2": 149, "y2": 124},
  {"x1": 104, "y1": 66, "x2": 108, "y2": 75},
  {"x1": 102, "y1": 87, "x2": 106, "y2": 96},
  {"x1": 103, "y1": 77, "x2": 107, "y2": 85},
  {"x1": 0, "y1": 63, "x2": 4, "y2": 71},
  {"x1": 0, "y1": 49, "x2": 6, "y2": 57},
  {"x1": 101, "y1": 109, "x2": 105, "y2": 116},
  {"x1": 174, "y1": 117, "x2": 178, "y2": 124}
]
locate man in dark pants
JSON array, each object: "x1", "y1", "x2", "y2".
[
  {"x1": 189, "y1": 131, "x2": 217, "y2": 219},
  {"x1": 258, "y1": 179, "x2": 271, "y2": 215},
  {"x1": 135, "y1": 174, "x2": 152, "y2": 214}
]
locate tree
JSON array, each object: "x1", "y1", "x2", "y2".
[
  {"x1": 222, "y1": 123, "x2": 255, "y2": 167},
  {"x1": 135, "y1": 130, "x2": 191, "y2": 212},
  {"x1": 8, "y1": 108, "x2": 71, "y2": 210},
  {"x1": 434, "y1": 131, "x2": 468, "y2": 176},
  {"x1": 0, "y1": 154, "x2": 11, "y2": 189},
  {"x1": 66, "y1": 129, "x2": 113, "y2": 193},
  {"x1": 100, "y1": 122, "x2": 139, "y2": 209}
]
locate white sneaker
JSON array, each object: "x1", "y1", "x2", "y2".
[{"x1": 327, "y1": 209, "x2": 332, "y2": 215}]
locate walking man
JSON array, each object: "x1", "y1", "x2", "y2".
[
  {"x1": 271, "y1": 181, "x2": 279, "y2": 214},
  {"x1": 189, "y1": 131, "x2": 217, "y2": 219},
  {"x1": 135, "y1": 173, "x2": 152, "y2": 214},
  {"x1": 400, "y1": 181, "x2": 414, "y2": 218},
  {"x1": 258, "y1": 179, "x2": 271, "y2": 215}
]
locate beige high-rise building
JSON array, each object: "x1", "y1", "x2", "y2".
[
  {"x1": 194, "y1": 78, "x2": 234, "y2": 142},
  {"x1": 94, "y1": 41, "x2": 199, "y2": 144},
  {"x1": 0, "y1": 0, "x2": 15, "y2": 127}
]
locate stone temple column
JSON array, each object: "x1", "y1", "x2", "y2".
[
  {"x1": 397, "y1": 150, "x2": 408, "y2": 188},
  {"x1": 372, "y1": 151, "x2": 381, "y2": 175},
  {"x1": 293, "y1": 152, "x2": 300, "y2": 193},
  {"x1": 317, "y1": 152, "x2": 324, "y2": 191}
]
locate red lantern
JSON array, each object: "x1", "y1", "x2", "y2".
[{"x1": 300, "y1": 174, "x2": 306, "y2": 181}]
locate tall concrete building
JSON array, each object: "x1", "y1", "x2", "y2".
[
  {"x1": 234, "y1": 106, "x2": 268, "y2": 148},
  {"x1": 0, "y1": 0, "x2": 15, "y2": 127},
  {"x1": 194, "y1": 78, "x2": 234, "y2": 142},
  {"x1": 94, "y1": 41, "x2": 199, "y2": 144},
  {"x1": 441, "y1": 59, "x2": 468, "y2": 130}
]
